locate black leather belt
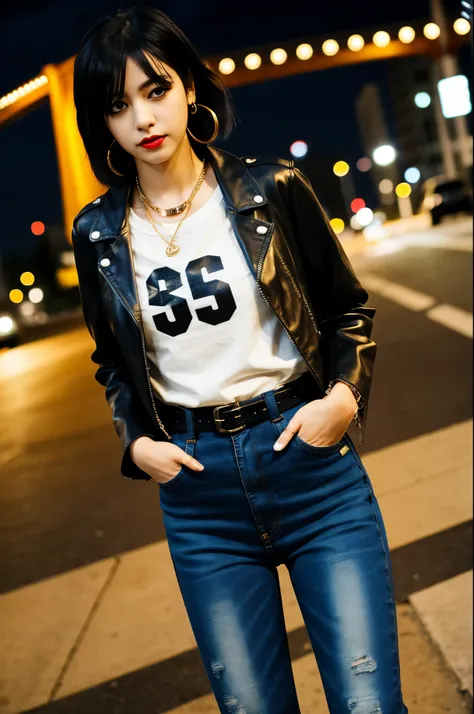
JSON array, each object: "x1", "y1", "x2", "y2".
[{"x1": 162, "y1": 371, "x2": 322, "y2": 435}]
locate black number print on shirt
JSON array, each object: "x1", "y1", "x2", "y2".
[{"x1": 146, "y1": 255, "x2": 237, "y2": 337}]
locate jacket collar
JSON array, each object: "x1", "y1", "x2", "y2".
[{"x1": 89, "y1": 145, "x2": 267, "y2": 242}]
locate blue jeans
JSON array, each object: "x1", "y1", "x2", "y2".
[{"x1": 158, "y1": 388, "x2": 408, "y2": 714}]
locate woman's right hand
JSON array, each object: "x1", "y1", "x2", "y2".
[{"x1": 130, "y1": 436, "x2": 204, "y2": 484}]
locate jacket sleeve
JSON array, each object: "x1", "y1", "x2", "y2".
[
  {"x1": 288, "y1": 164, "x2": 377, "y2": 445},
  {"x1": 71, "y1": 223, "x2": 157, "y2": 480}
]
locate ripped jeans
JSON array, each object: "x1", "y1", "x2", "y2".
[{"x1": 158, "y1": 388, "x2": 408, "y2": 714}]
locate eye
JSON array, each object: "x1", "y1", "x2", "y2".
[{"x1": 150, "y1": 86, "x2": 166, "y2": 98}]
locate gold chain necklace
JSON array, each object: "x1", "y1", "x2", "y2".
[
  {"x1": 137, "y1": 160, "x2": 207, "y2": 257},
  {"x1": 136, "y1": 159, "x2": 206, "y2": 217}
]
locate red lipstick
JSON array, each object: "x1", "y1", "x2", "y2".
[{"x1": 139, "y1": 135, "x2": 166, "y2": 150}]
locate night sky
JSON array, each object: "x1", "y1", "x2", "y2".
[{"x1": 0, "y1": 0, "x2": 468, "y2": 261}]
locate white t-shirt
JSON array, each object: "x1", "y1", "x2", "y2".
[{"x1": 129, "y1": 183, "x2": 308, "y2": 408}]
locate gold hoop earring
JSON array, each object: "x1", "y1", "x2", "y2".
[
  {"x1": 107, "y1": 139, "x2": 125, "y2": 177},
  {"x1": 186, "y1": 102, "x2": 219, "y2": 144}
]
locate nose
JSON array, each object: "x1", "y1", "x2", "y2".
[{"x1": 134, "y1": 101, "x2": 157, "y2": 133}]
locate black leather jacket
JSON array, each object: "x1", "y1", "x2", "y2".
[{"x1": 72, "y1": 145, "x2": 376, "y2": 480}]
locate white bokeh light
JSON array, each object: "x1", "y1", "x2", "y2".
[
  {"x1": 405, "y1": 167, "x2": 421, "y2": 183},
  {"x1": 28, "y1": 287, "x2": 44, "y2": 304},
  {"x1": 415, "y1": 91, "x2": 431, "y2": 108},
  {"x1": 290, "y1": 141, "x2": 308, "y2": 158},
  {"x1": 373, "y1": 145, "x2": 396, "y2": 166},
  {"x1": 356, "y1": 207, "x2": 374, "y2": 227}
]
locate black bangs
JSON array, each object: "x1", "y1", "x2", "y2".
[{"x1": 73, "y1": 5, "x2": 238, "y2": 189}]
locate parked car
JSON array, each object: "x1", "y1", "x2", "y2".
[
  {"x1": 422, "y1": 175, "x2": 473, "y2": 226},
  {"x1": 0, "y1": 310, "x2": 20, "y2": 348}
]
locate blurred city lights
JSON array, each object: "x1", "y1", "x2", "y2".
[
  {"x1": 405, "y1": 167, "x2": 421, "y2": 183},
  {"x1": 356, "y1": 207, "x2": 374, "y2": 226},
  {"x1": 351, "y1": 198, "x2": 366, "y2": 212},
  {"x1": 350, "y1": 215, "x2": 362, "y2": 230},
  {"x1": 270, "y1": 48, "x2": 287, "y2": 65},
  {"x1": 373, "y1": 31, "x2": 391, "y2": 48},
  {"x1": 290, "y1": 140, "x2": 308, "y2": 158},
  {"x1": 9, "y1": 289, "x2": 24, "y2": 304},
  {"x1": 244, "y1": 53, "x2": 262, "y2": 70},
  {"x1": 31, "y1": 221, "x2": 45, "y2": 235},
  {"x1": 28, "y1": 288, "x2": 44, "y2": 304},
  {"x1": 423, "y1": 22, "x2": 441, "y2": 39},
  {"x1": 333, "y1": 160, "x2": 349, "y2": 177},
  {"x1": 373, "y1": 210, "x2": 387, "y2": 223},
  {"x1": 347, "y1": 34, "x2": 365, "y2": 51},
  {"x1": 218, "y1": 58, "x2": 235, "y2": 74},
  {"x1": 414, "y1": 91, "x2": 431, "y2": 108},
  {"x1": 296, "y1": 43, "x2": 313, "y2": 60},
  {"x1": 0, "y1": 74, "x2": 48, "y2": 110},
  {"x1": 373, "y1": 145, "x2": 396, "y2": 166},
  {"x1": 379, "y1": 178, "x2": 394, "y2": 194},
  {"x1": 0, "y1": 316, "x2": 15, "y2": 335},
  {"x1": 454, "y1": 17, "x2": 471, "y2": 34},
  {"x1": 322, "y1": 40, "x2": 339, "y2": 56},
  {"x1": 395, "y1": 182, "x2": 412, "y2": 198},
  {"x1": 330, "y1": 218, "x2": 345, "y2": 234},
  {"x1": 438, "y1": 75, "x2": 472, "y2": 118},
  {"x1": 356, "y1": 157, "x2": 372, "y2": 172},
  {"x1": 398, "y1": 26, "x2": 416, "y2": 43},
  {"x1": 20, "y1": 271, "x2": 35, "y2": 286}
]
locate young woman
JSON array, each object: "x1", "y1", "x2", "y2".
[{"x1": 73, "y1": 6, "x2": 408, "y2": 713}]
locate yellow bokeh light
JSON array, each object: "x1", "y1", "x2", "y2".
[
  {"x1": 20, "y1": 271, "x2": 35, "y2": 286},
  {"x1": 373, "y1": 31, "x2": 391, "y2": 48},
  {"x1": 218, "y1": 58, "x2": 235, "y2": 75},
  {"x1": 423, "y1": 22, "x2": 441, "y2": 39},
  {"x1": 395, "y1": 182, "x2": 412, "y2": 198},
  {"x1": 454, "y1": 18, "x2": 471, "y2": 35},
  {"x1": 9, "y1": 289, "x2": 24, "y2": 304},
  {"x1": 347, "y1": 34, "x2": 365, "y2": 51},
  {"x1": 322, "y1": 39, "x2": 339, "y2": 56},
  {"x1": 296, "y1": 43, "x2": 313, "y2": 60},
  {"x1": 398, "y1": 26, "x2": 416, "y2": 43},
  {"x1": 244, "y1": 53, "x2": 262, "y2": 70},
  {"x1": 270, "y1": 48, "x2": 287, "y2": 65},
  {"x1": 333, "y1": 161, "x2": 350, "y2": 177},
  {"x1": 330, "y1": 218, "x2": 345, "y2": 234}
]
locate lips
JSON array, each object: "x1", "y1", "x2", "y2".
[{"x1": 140, "y1": 135, "x2": 165, "y2": 146}]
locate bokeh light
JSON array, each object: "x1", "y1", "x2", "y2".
[
  {"x1": 423, "y1": 22, "x2": 441, "y2": 39},
  {"x1": 356, "y1": 207, "x2": 374, "y2": 226},
  {"x1": 379, "y1": 178, "x2": 394, "y2": 194},
  {"x1": 9, "y1": 289, "x2": 24, "y2": 304},
  {"x1": 290, "y1": 140, "x2": 308, "y2": 158},
  {"x1": 398, "y1": 26, "x2": 416, "y2": 43},
  {"x1": 356, "y1": 157, "x2": 372, "y2": 172},
  {"x1": 322, "y1": 39, "x2": 339, "y2": 56},
  {"x1": 350, "y1": 215, "x2": 362, "y2": 230},
  {"x1": 454, "y1": 18, "x2": 471, "y2": 35},
  {"x1": 244, "y1": 53, "x2": 262, "y2": 70},
  {"x1": 31, "y1": 221, "x2": 45, "y2": 235},
  {"x1": 347, "y1": 34, "x2": 365, "y2": 52},
  {"x1": 405, "y1": 167, "x2": 421, "y2": 183},
  {"x1": 330, "y1": 218, "x2": 345, "y2": 234},
  {"x1": 218, "y1": 58, "x2": 235, "y2": 74},
  {"x1": 415, "y1": 91, "x2": 431, "y2": 108},
  {"x1": 20, "y1": 272, "x2": 35, "y2": 286},
  {"x1": 373, "y1": 31, "x2": 390, "y2": 48},
  {"x1": 396, "y1": 182, "x2": 412, "y2": 198},
  {"x1": 373, "y1": 145, "x2": 396, "y2": 166},
  {"x1": 296, "y1": 43, "x2": 313, "y2": 60},
  {"x1": 28, "y1": 288, "x2": 44, "y2": 304},
  {"x1": 270, "y1": 48, "x2": 287, "y2": 65},
  {"x1": 333, "y1": 161, "x2": 349, "y2": 177},
  {"x1": 351, "y1": 198, "x2": 366, "y2": 213}
]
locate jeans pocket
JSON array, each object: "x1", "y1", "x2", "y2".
[
  {"x1": 277, "y1": 402, "x2": 346, "y2": 454},
  {"x1": 159, "y1": 435, "x2": 196, "y2": 491}
]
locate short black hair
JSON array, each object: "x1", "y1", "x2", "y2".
[{"x1": 73, "y1": 4, "x2": 238, "y2": 187}]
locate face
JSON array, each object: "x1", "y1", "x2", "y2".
[{"x1": 105, "y1": 53, "x2": 195, "y2": 166}]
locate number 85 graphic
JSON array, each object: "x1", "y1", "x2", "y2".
[{"x1": 147, "y1": 255, "x2": 237, "y2": 337}]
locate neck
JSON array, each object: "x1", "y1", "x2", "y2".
[{"x1": 134, "y1": 139, "x2": 206, "y2": 207}]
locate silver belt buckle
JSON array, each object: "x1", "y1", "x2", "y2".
[{"x1": 213, "y1": 402, "x2": 245, "y2": 434}]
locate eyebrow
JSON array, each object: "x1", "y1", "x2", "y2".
[{"x1": 120, "y1": 76, "x2": 169, "y2": 98}]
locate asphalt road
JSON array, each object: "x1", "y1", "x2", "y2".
[{"x1": 0, "y1": 216, "x2": 472, "y2": 595}]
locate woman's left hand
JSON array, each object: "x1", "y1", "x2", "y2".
[{"x1": 273, "y1": 383, "x2": 358, "y2": 451}]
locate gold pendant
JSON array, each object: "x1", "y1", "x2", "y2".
[{"x1": 166, "y1": 243, "x2": 180, "y2": 257}]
